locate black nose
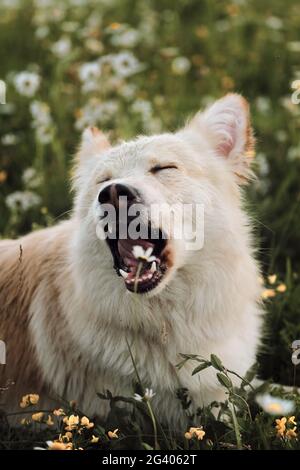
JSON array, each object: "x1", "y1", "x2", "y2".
[{"x1": 98, "y1": 183, "x2": 139, "y2": 207}]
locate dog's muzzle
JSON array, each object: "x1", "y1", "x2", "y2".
[{"x1": 98, "y1": 183, "x2": 170, "y2": 294}]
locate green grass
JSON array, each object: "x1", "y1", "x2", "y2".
[{"x1": 1, "y1": 0, "x2": 300, "y2": 450}]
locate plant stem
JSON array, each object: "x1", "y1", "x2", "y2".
[
  {"x1": 146, "y1": 400, "x2": 159, "y2": 450},
  {"x1": 229, "y1": 401, "x2": 242, "y2": 450},
  {"x1": 134, "y1": 262, "x2": 143, "y2": 293}
]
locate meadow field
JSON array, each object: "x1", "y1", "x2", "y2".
[{"x1": 0, "y1": 0, "x2": 300, "y2": 450}]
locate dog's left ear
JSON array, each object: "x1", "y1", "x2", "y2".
[{"x1": 185, "y1": 94, "x2": 255, "y2": 184}]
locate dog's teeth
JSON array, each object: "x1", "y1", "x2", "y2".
[
  {"x1": 150, "y1": 262, "x2": 156, "y2": 273},
  {"x1": 119, "y1": 269, "x2": 128, "y2": 279}
]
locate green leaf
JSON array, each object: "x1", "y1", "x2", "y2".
[
  {"x1": 210, "y1": 354, "x2": 224, "y2": 371},
  {"x1": 217, "y1": 373, "x2": 233, "y2": 390},
  {"x1": 241, "y1": 363, "x2": 258, "y2": 387},
  {"x1": 230, "y1": 394, "x2": 248, "y2": 411},
  {"x1": 142, "y1": 442, "x2": 154, "y2": 450},
  {"x1": 192, "y1": 361, "x2": 211, "y2": 375}
]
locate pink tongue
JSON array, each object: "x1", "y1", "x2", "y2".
[{"x1": 117, "y1": 239, "x2": 154, "y2": 268}]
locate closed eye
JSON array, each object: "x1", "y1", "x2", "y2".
[
  {"x1": 150, "y1": 164, "x2": 178, "y2": 174},
  {"x1": 96, "y1": 176, "x2": 111, "y2": 185}
]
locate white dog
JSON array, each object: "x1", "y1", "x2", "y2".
[{"x1": 0, "y1": 94, "x2": 262, "y2": 427}]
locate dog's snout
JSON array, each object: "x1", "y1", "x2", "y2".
[{"x1": 98, "y1": 183, "x2": 139, "y2": 207}]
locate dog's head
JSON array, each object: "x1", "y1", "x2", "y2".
[{"x1": 73, "y1": 94, "x2": 254, "y2": 297}]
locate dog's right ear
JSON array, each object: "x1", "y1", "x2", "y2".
[
  {"x1": 77, "y1": 126, "x2": 111, "y2": 160},
  {"x1": 71, "y1": 127, "x2": 111, "y2": 191}
]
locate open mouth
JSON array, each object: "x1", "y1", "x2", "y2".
[{"x1": 106, "y1": 227, "x2": 169, "y2": 294}]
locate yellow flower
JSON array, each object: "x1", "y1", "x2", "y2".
[
  {"x1": 268, "y1": 274, "x2": 277, "y2": 284},
  {"x1": 109, "y1": 22, "x2": 121, "y2": 30},
  {"x1": 64, "y1": 414, "x2": 79, "y2": 431},
  {"x1": 262, "y1": 289, "x2": 276, "y2": 299},
  {"x1": 286, "y1": 427, "x2": 298, "y2": 439},
  {"x1": 81, "y1": 416, "x2": 94, "y2": 429},
  {"x1": 277, "y1": 283, "x2": 287, "y2": 293},
  {"x1": 20, "y1": 393, "x2": 39, "y2": 408},
  {"x1": 185, "y1": 426, "x2": 205, "y2": 441},
  {"x1": 20, "y1": 418, "x2": 30, "y2": 425},
  {"x1": 275, "y1": 417, "x2": 287, "y2": 436},
  {"x1": 0, "y1": 170, "x2": 7, "y2": 184},
  {"x1": 288, "y1": 416, "x2": 297, "y2": 426},
  {"x1": 53, "y1": 408, "x2": 65, "y2": 416},
  {"x1": 47, "y1": 440, "x2": 73, "y2": 450},
  {"x1": 29, "y1": 394, "x2": 39, "y2": 405},
  {"x1": 61, "y1": 432, "x2": 73, "y2": 442},
  {"x1": 32, "y1": 412, "x2": 44, "y2": 422},
  {"x1": 46, "y1": 415, "x2": 54, "y2": 426},
  {"x1": 91, "y1": 435, "x2": 100, "y2": 443},
  {"x1": 108, "y1": 429, "x2": 119, "y2": 439}
]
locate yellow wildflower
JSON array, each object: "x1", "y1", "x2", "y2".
[
  {"x1": 109, "y1": 22, "x2": 121, "y2": 30},
  {"x1": 64, "y1": 414, "x2": 79, "y2": 431},
  {"x1": 46, "y1": 415, "x2": 54, "y2": 426},
  {"x1": 91, "y1": 435, "x2": 100, "y2": 443},
  {"x1": 268, "y1": 274, "x2": 277, "y2": 284},
  {"x1": 32, "y1": 412, "x2": 44, "y2": 422},
  {"x1": 275, "y1": 417, "x2": 287, "y2": 436},
  {"x1": 0, "y1": 170, "x2": 7, "y2": 184},
  {"x1": 81, "y1": 416, "x2": 94, "y2": 429},
  {"x1": 20, "y1": 393, "x2": 39, "y2": 408},
  {"x1": 48, "y1": 440, "x2": 73, "y2": 450},
  {"x1": 108, "y1": 429, "x2": 119, "y2": 439},
  {"x1": 277, "y1": 283, "x2": 287, "y2": 293},
  {"x1": 262, "y1": 289, "x2": 276, "y2": 300},
  {"x1": 286, "y1": 427, "x2": 298, "y2": 439},
  {"x1": 185, "y1": 426, "x2": 206, "y2": 441},
  {"x1": 61, "y1": 432, "x2": 73, "y2": 442},
  {"x1": 20, "y1": 418, "x2": 30, "y2": 425},
  {"x1": 288, "y1": 416, "x2": 297, "y2": 426}
]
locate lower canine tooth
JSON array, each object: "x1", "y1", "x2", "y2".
[
  {"x1": 150, "y1": 261, "x2": 156, "y2": 273},
  {"x1": 119, "y1": 269, "x2": 128, "y2": 279}
]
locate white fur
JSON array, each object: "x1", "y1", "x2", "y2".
[{"x1": 10, "y1": 95, "x2": 262, "y2": 428}]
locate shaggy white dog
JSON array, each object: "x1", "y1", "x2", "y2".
[{"x1": 0, "y1": 94, "x2": 262, "y2": 427}]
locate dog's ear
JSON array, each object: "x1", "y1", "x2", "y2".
[
  {"x1": 186, "y1": 94, "x2": 255, "y2": 184},
  {"x1": 78, "y1": 126, "x2": 111, "y2": 160},
  {"x1": 71, "y1": 127, "x2": 111, "y2": 191}
]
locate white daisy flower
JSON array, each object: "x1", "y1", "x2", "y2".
[
  {"x1": 133, "y1": 388, "x2": 156, "y2": 402},
  {"x1": 22, "y1": 168, "x2": 42, "y2": 189},
  {"x1": 13, "y1": 72, "x2": 40, "y2": 97},
  {"x1": 171, "y1": 56, "x2": 191, "y2": 75},
  {"x1": 144, "y1": 388, "x2": 156, "y2": 400},
  {"x1": 30, "y1": 101, "x2": 52, "y2": 126},
  {"x1": 6, "y1": 191, "x2": 41, "y2": 212},
  {"x1": 256, "y1": 393, "x2": 295, "y2": 415},
  {"x1": 133, "y1": 393, "x2": 143, "y2": 402},
  {"x1": 112, "y1": 52, "x2": 143, "y2": 78},
  {"x1": 1, "y1": 133, "x2": 19, "y2": 145},
  {"x1": 110, "y1": 29, "x2": 140, "y2": 48},
  {"x1": 132, "y1": 246, "x2": 156, "y2": 263},
  {"x1": 51, "y1": 36, "x2": 72, "y2": 58},
  {"x1": 79, "y1": 62, "x2": 101, "y2": 83}
]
